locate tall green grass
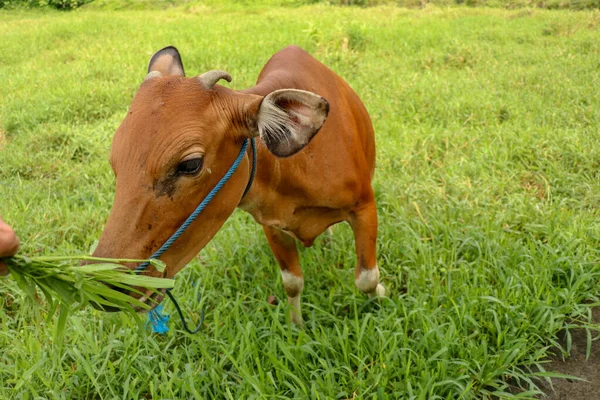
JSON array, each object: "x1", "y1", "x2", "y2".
[{"x1": 1, "y1": 3, "x2": 600, "y2": 398}]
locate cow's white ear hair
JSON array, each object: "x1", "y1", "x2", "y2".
[{"x1": 257, "y1": 89, "x2": 329, "y2": 157}]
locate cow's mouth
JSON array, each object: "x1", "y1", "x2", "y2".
[
  {"x1": 134, "y1": 288, "x2": 167, "y2": 312},
  {"x1": 91, "y1": 287, "x2": 167, "y2": 313}
]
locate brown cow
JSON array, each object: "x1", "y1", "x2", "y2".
[{"x1": 93, "y1": 45, "x2": 384, "y2": 324}]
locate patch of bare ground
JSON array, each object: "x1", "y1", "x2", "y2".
[{"x1": 537, "y1": 307, "x2": 600, "y2": 399}]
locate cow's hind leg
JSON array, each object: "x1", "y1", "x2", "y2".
[
  {"x1": 350, "y1": 201, "x2": 385, "y2": 297},
  {"x1": 263, "y1": 226, "x2": 304, "y2": 324}
]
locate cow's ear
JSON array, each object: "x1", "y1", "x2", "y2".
[
  {"x1": 148, "y1": 46, "x2": 185, "y2": 77},
  {"x1": 254, "y1": 89, "x2": 329, "y2": 157}
]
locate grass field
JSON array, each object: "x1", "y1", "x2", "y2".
[{"x1": 1, "y1": 2, "x2": 600, "y2": 399}]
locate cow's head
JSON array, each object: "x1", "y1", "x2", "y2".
[{"x1": 92, "y1": 46, "x2": 328, "y2": 307}]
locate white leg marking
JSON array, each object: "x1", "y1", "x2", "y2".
[
  {"x1": 281, "y1": 270, "x2": 304, "y2": 324},
  {"x1": 355, "y1": 265, "x2": 385, "y2": 297},
  {"x1": 355, "y1": 266, "x2": 379, "y2": 293},
  {"x1": 281, "y1": 270, "x2": 304, "y2": 295},
  {"x1": 288, "y1": 294, "x2": 303, "y2": 325}
]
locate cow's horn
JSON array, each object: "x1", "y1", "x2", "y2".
[{"x1": 197, "y1": 70, "x2": 232, "y2": 89}]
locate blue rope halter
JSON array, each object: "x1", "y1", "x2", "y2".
[{"x1": 140, "y1": 137, "x2": 257, "y2": 334}]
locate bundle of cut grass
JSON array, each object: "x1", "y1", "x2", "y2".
[{"x1": 3, "y1": 255, "x2": 173, "y2": 335}]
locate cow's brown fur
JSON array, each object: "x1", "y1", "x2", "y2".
[{"x1": 93, "y1": 45, "x2": 384, "y2": 323}]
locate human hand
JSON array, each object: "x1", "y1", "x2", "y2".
[{"x1": 0, "y1": 217, "x2": 19, "y2": 276}]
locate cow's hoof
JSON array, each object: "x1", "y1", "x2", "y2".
[
  {"x1": 369, "y1": 283, "x2": 386, "y2": 299},
  {"x1": 291, "y1": 311, "x2": 304, "y2": 326}
]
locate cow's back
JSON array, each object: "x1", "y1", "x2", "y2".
[{"x1": 242, "y1": 46, "x2": 376, "y2": 243}]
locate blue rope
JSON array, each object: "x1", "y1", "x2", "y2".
[
  {"x1": 142, "y1": 138, "x2": 256, "y2": 334},
  {"x1": 135, "y1": 138, "x2": 251, "y2": 272}
]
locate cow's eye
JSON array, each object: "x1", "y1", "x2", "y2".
[{"x1": 177, "y1": 158, "x2": 203, "y2": 175}]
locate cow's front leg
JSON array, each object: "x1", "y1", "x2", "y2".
[
  {"x1": 263, "y1": 225, "x2": 304, "y2": 324},
  {"x1": 350, "y1": 200, "x2": 385, "y2": 298}
]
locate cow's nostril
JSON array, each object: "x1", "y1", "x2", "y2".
[
  {"x1": 79, "y1": 260, "x2": 127, "y2": 312},
  {"x1": 90, "y1": 282, "x2": 131, "y2": 312}
]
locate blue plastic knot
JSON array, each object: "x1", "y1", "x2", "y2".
[{"x1": 147, "y1": 304, "x2": 170, "y2": 334}]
